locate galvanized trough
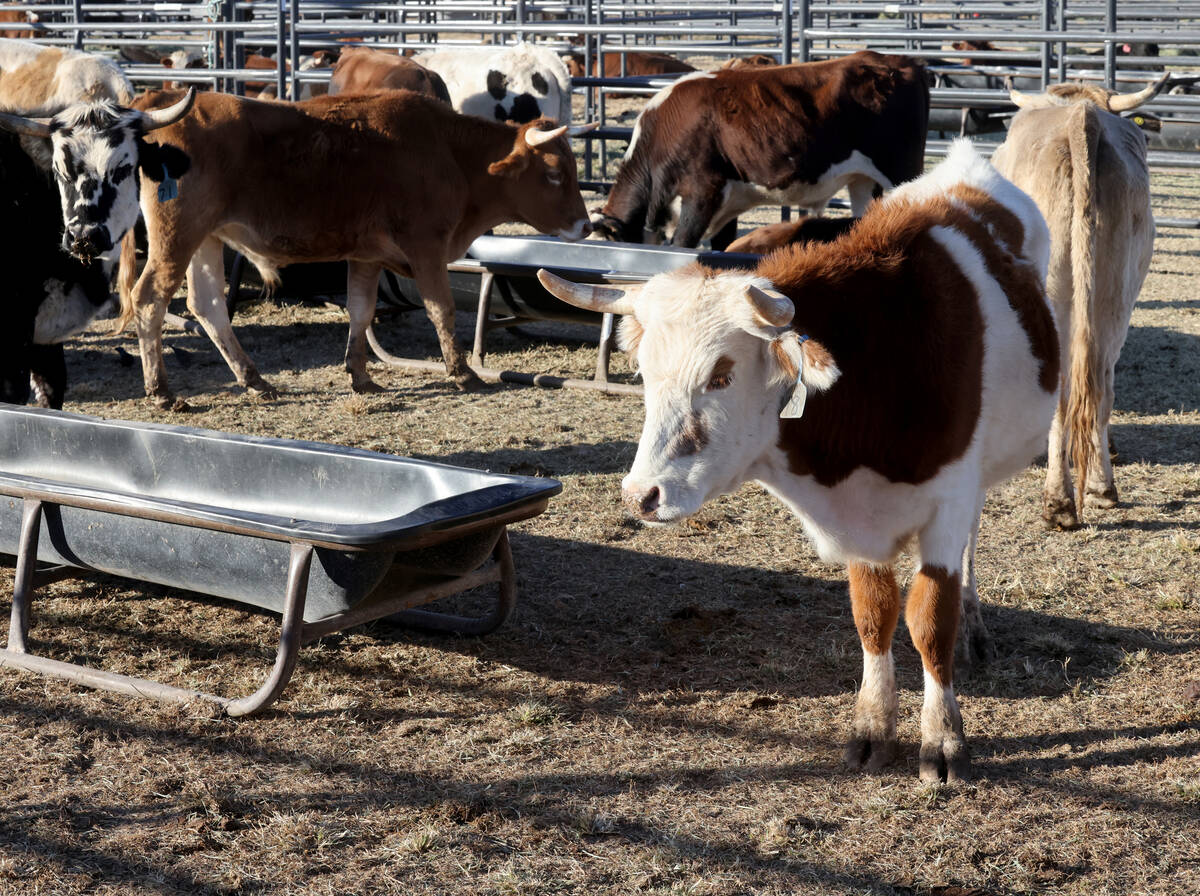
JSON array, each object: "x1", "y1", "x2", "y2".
[{"x1": 0, "y1": 407, "x2": 560, "y2": 716}]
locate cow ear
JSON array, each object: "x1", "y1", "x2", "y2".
[
  {"x1": 770, "y1": 331, "x2": 840, "y2": 393},
  {"x1": 488, "y1": 148, "x2": 530, "y2": 178},
  {"x1": 137, "y1": 139, "x2": 192, "y2": 181}
]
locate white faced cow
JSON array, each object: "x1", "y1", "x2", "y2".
[
  {"x1": 414, "y1": 41, "x2": 572, "y2": 124},
  {"x1": 991, "y1": 76, "x2": 1166, "y2": 529},
  {"x1": 539, "y1": 141, "x2": 1060, "y2": 782}
]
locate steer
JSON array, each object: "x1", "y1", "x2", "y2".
[
  {"x1": 414, "y1": 41, "x2": 572, "y2": 124},
  {"x1": 592, "y1": 50, "x2": 929, "y2": 249},
  {"x1": 561, "y1": 50, "x2": 695, "y2": 78},
  {"x1": 117, "y1": 89, "x2": 593, "y2": 409},
  {"x1": 539, "y1": 141, "x2": 1059, "y2": 782},
  {"x1": 991, "y1": 76, "x2": 1166, "y2": 529},
  {"x1": 0, "y1": 93, "x2": 195, "y2": 406},
  {"x1": 329, "y1": 47, "x2": 451, "y2": 103},
  {"x1": 0, "y1": 37, "x2": 133, "y2": 112}
]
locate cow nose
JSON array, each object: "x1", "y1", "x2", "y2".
[
  {"x1": 622, "y1": 484, "x2": 661, "y2": 520},
  {"x1": 70, "y1": 235, "x2": 97, "y2": 260}
]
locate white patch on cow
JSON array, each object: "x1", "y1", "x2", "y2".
[
  {"x1": 625, "y1": 71, "x2": 715, "y2": 161},
  {"x1": 856, "y1": 649, "x2": 898, "y2": 738},
  {"x1": 416, "y1": 42, "x2": 572, "y2": 123},
  {"x1": 557, "y1": 217, "x2": 591, "y2": 242},
  {"x1": 0, "y1": 38, "x2": 132, "y2": 112},
  {"x1": 661, "y1": 150, "x2": 893, "y2": 243},
  {"x1": 33, "y1": 277, "x2": 114, "y2": 343}
]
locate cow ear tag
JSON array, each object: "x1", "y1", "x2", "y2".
[
  {"x1": 779, "y1": 334, "x2": 809, "y2": 419},
  {"x1": 157, "y1": 163, "x2": 178, "y2": 202}
]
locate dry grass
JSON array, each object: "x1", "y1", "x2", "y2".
[{"x1": 0, "y1": 167, "x2": 1198, "y2": 894}]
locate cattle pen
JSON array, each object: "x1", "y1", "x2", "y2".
[{"x1": 0, "y1": 3, "x2": 1198, "y2": 895}]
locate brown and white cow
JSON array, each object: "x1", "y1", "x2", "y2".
[
  {"x1": 117, "y1": 89, "x2": 593, "y2": 409},
  {"x1": 247, "y1": 51, "x2": 336, "y2": 100},
  {"x1": 991, "y1": 76, "x2": 1166, "y2": 529},
  {"x1": 328, "y1": 47, "x2": 450, "y2": 103},
  {"x1": 540, "y1": 141, "x2": 1059, "y2": 782},
  {"x1": 592, "y1": 50, "x2": 929, "y2": 249},
  {"x1": 0, "y1": 37, "x2": 133, "y2": 112}
]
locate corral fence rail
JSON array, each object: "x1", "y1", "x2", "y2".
[{"x1": 6, "y1": 1, "x2": 1200, "y2": 226}]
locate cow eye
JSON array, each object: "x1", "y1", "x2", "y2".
[
  {"x1": 705, "y1": 358, "x2": 735, "y2": 391},
  {"x1": 546, "y1": 169, "x2": 563, "y2": 185}
]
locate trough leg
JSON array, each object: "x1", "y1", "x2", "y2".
[
  {"x1": 7, "y1": 499, "x2": 43, "y2": 654},
  {"x1": 225, "y1": 542, "x2": 313, "y2": 717},
  {"x1": 471, "y1": 272, "x2": 496, "y2": 368},
  {"x1": 392, "y1": 529, "x2": 516, "y2": 635}
]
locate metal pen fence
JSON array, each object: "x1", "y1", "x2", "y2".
[{"x1": 7, "y1": 1, "x2": 1200, "y2": 223}]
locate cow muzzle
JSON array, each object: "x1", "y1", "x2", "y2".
[
  {"x1": 557, "y1": 218, "x2": 593, "y2": 242},
  {"x1": 622, "y1": 483, "x2": 663, "y2": 521},
  {"x1": 65, "y1": 227, "x2": 111, "y2": 264}
]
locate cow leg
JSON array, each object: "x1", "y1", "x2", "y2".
[
  {"x1": 408, "y1": 259, "x2": 484, "y2": 391},
  {"x1": 1084, "y1": 364, "x2": 1119, "y2": 509},
  {"x1": 27, "y1": 344, "x2": 66, "y2": 409},
  {"x1": 671, "y1": 193, "x2": 725, "y2": 249},
  {"x1": 910, "y1": 512, "x2": 973, "y2": 783},
  {"x1": 709, "y1": 217, "x2": 738, "y2": 252},
  {"x1": 843, "y1": 562, "x2": 901, "y2": 773},
  {"x1": 848, "y1": 178, "x2": 880, "y2": 217},
  {"x1": 956, "y1": 491, "x2": 994, "y2": 669},
  {"x1": 185, "y1": 237, "x2": 278, "y2": 401},
  {"x1": 344, "y1": 261, "x2": 385, "y2": 393},
  {"x1": 1043, "y1": 391, "x2": 1080, "y2": 529},
  {"x1": 130, "y1": 254, "x2": 190, "y2": 410}
]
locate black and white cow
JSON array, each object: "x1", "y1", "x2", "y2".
[
  {"x1": 414, "y1": 42, "x2": 572, "y2": 124},
  {"x1": 0, "y1": 93, "x2": 195, "y2": 406}
]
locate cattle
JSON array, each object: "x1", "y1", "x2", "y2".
[
  {"x1": 0, "y1": 37, "x2": 133, "y2": 112},
  {"x1": 0, "y1": 93, "x2": 196, "y2": 407},
  {"x1": 561, "y1": 50, "x2": 695, "y2": 78},
  {"x1": 0, "y1": 4, "x2": 37, "y2": 40},
  {"x1": 329, "y1": 47, "x2": 450, "y2": 103},
  {"x1": 719, "y1": 54, "x2": 778, "y2": 70},
  {"x1": 248, "y1": 51, "x2": 336, "y2": 100},
  {"x1": 414, "y1": 41, "x2": 572, "y2": 124},
  {"x1": 591, "y1": 50, "x2": 930, "y2": 249},
  {"x1": 160, "y1": 48, "x2": 207, "y2": 89},
  {"x1": 110, "y1": 89, "x2": 592, "y2": 409},
  {"x1": 991, "y1": 75, "x2": 1167, "y2": 529},
  {"x1": 724, "y1": 215, "x2": 858, "y2": 254},
  {"x1": 538, "y1": 140, "x2": 1060, "y2": 782}
]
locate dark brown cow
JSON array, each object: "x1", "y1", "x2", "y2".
[
  {"x1": 592, "y1": 50, "x2": 929, "y2": 249},
  {"x1": 118, "y1": 90, "x2": 593, "y2": 408},
  {"x1": 562, "y1": 50, "x2": 695, "y2": 78},
  {"x1": 329, "y1": 47, "x2": 451, "y2": 103},
  {"x1": 724, "y1": 215, "x2": 858, "y2": 254}
]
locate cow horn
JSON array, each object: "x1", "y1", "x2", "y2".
[
  {"x1": 537, "y1": 269, "x2": 639, "y2": 315},
  {"x1": 139, "y1": 87, "x2": 196, "y2": 131},
  {"x1": 525, "y1": 124, "x2": 568, "y2": 147},
  {"x1": 0, "y1": 111, "x2": 52, "y2": 138},
  {"x1": 566, "y1": 121, "x2": 600, "y2": 137},
  {"x1": 745, "y1": 284, "x2": 795, "y2": 327},
  {"x1": 1107, "y1": 72, "x2": 1171, "y2": 112},
  {"x1": 1006, "y1": 77, "x2": 1040, "y2": 109}
]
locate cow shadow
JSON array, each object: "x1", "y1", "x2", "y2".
[{"x1": 1115, "y1": 325, "x2": 1200, "y2": 414}]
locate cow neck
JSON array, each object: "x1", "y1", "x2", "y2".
[
  {"x1": 756, "y1": 225, "x2": 985, "y2": 490},
  {"x1": 453, "y1": 118, "x2": 536, "y2": 237}
]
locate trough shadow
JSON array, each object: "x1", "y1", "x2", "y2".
[
  {"x1": 1107, "y1": 421, "x2": 1200, "y2": 466},
  {"x1": 407, "y1": 440, "x2": 637, "y2": 477}
]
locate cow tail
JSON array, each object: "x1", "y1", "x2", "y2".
[
  {"x1": 114, "y1": 228, "x2": 139, "y2": 334},
  {"x1": 1064, "y1": 102, "x2": 1103, "y2": 517}
]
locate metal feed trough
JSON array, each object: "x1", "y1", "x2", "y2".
[{"x1": 0, "y1": 407, "x2": 561, "y2": 715}]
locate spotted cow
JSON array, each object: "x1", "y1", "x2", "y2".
[
  {"x1": 414, "y1": 42, "x2": 571, "y2": 124},
  {"x1": 539, "y1": 141, "x2": 1059, "y2": 782}
]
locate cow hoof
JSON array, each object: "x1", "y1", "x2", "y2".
[
  {"x1": 454, "y1": 369, "x2": 488, "y2": 392},
  {"x1": 843, "y1": 737, "x2": 896, "y2": 773},
  {"x1": 351, "y1": 379, "x2": 387, "y2": 394},
  {"x1": 1042, "y1": 498, "x2": 1079, "y2": 531},
  {"x1": 250, "y1": 386, "x2": 280, "y2": 402},
  {"x1": 1085, "y1": 486, "x2": 1118, "y2": 510},
  {"x1": 919, "y1": 739, "x2": 971, "y2": 784},
  {"x1": 152, "y1": 394, "x2": 190, "y2": 413}
]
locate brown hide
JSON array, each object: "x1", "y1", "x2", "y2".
[
  {"x1": 0, "y1": 6, "x2": 37, "y2": 39},
  {"x1": 719, "y1": 54, "x2": 777, "y2": 70},
  {"x1": 329, "y1": 47, "x2": 451, "y2": 103},
  {"x1": 563, "y1": 50, "x2": 695, "y2": 78}
]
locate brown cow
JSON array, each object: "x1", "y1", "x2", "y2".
[
  {"x1": 328, "y1": 47, "x2": 451, "y2": 103},
  {"x1": 0, "y1": 4, "x2": 38, "y2": 39},
  {"x1": 245, "y1": 51, "x2": 335, "y2": 100},
  {"x1": 561, "y1": 50, "x2": 695, "y2": 78},
  {"x1": 118, "y1": 90, "x2": 594, "y2": 408},
  {"x1": 719, "y1": 54, "x2": 777, "y2": 69}
]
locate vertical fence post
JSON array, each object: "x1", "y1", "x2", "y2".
[
  {"x1": 1058, "y1": 0, "x2": 1067, "y2": 82},
  {"x1": 791, "y1": 0, "x2": 801, "y2": 64},
  {"x1": 1042, "y1": 0, "x2": 1053, "y2": 88},
  {"x1": 275, "y1": 0, "x2": 286, "y2": 101},
  {"x1": 71, "y1": 0, "x2": 83, "y2": 49},
  {"x1": 289, "y1": 0, "x2": 299, "y2": 101},
  {"x1": 1105, "y1": 0, "x2": 1116, "y2": 89}
]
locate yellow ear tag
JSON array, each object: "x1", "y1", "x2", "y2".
[{"x1": 779, "y1": 335, "x2": 808, "y2": 419}]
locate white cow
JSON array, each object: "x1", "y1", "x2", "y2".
[
  {"x1": 414, "y1": 41, "x2": 571, "y2": 124},
  {"x1": 538, "y1": 141, "x2": 1059, "y2": 783},
  {"x1": 991, "y1": 75, "x2": 1166, "y2": 529},
  {"x1": 0, "y1": 37, "x2": 132, "y2": 113}
]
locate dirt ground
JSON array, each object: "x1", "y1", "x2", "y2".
[{"x1": 1, "y1": 156, "x2": 1198, "y2": 894}]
